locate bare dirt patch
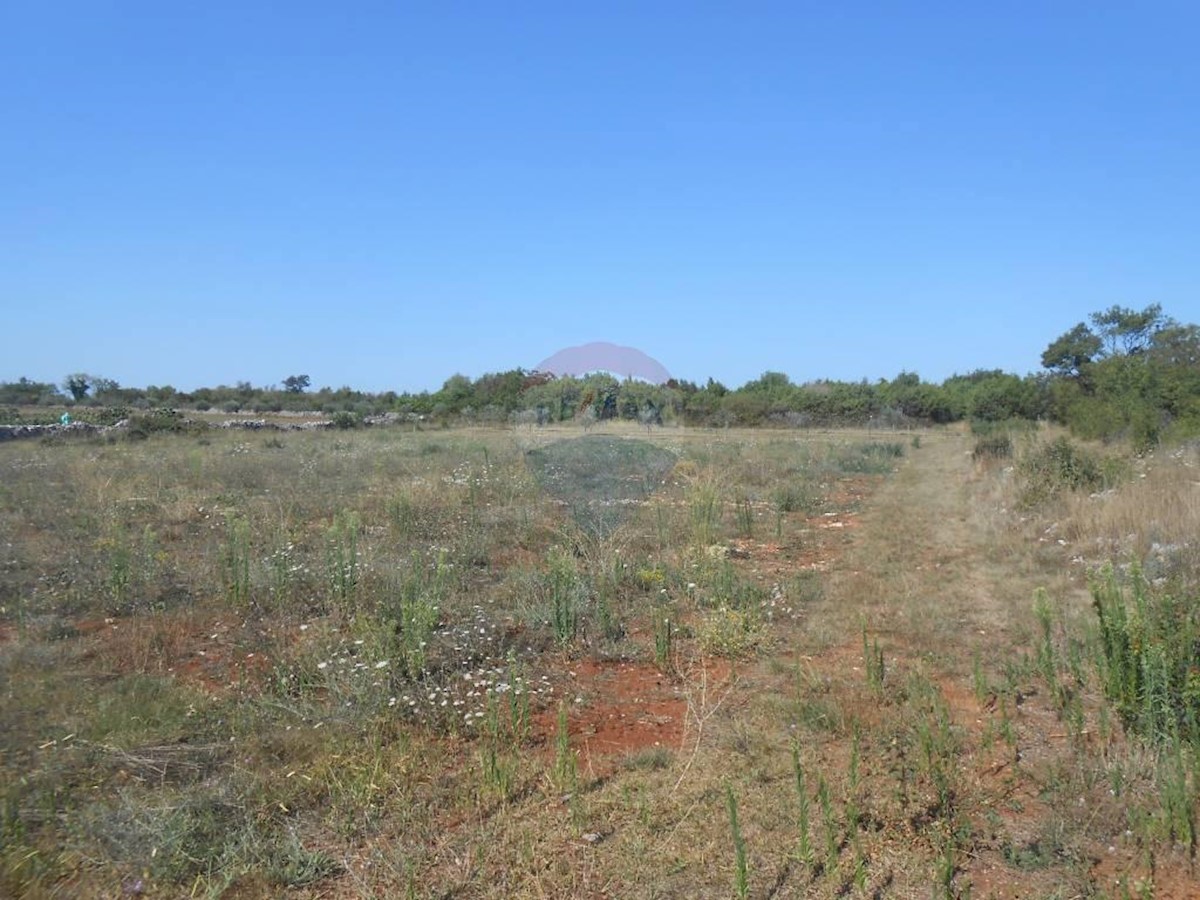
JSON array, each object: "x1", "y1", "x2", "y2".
[{"x1": 534, "y1": 659, "x2": 714, "y2": 775}]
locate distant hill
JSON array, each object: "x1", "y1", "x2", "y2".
[{"x1": 535, "y1": 342, "x2": 671, "y2": 385}]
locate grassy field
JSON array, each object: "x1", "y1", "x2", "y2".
[{"x1": 1, "y1": 421, "x2": 1198, "y2": 898}]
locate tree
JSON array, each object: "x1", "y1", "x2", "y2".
[
  {"x1": 92, "y1": 377, "x2": 120, "y2": 398},
  {"x1": 63, "y1": 373, "x2": 91, "y2": 401},
  {"x1": 283, "y1": 374, "x2": 311, "y2": 393},
  {"x1": 1041, "y1": 323, "x2": 1102, "y2": 378},
  {"x1": 1089, "y1": 304, "x2": 1166, "y2": 357},
  {"x1": 0, "y1": 378, "x2": 59, "y2": 406}
]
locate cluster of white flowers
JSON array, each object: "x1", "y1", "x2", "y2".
[
  {"x1": 294, "y1": 616, "x2": 555, "y2": 734},
  {"x1": 442, "y1": 462, "x2": 492, "y2": 487},
  {"x1": 386, "y1": 665, "x2": 555, "y2": 730},
  {"x1": 761, "y1": 582, "x2": 800, "y2": 622}
]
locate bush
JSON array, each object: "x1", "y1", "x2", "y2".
[
  {"x1": 1017, "y1": 436, "x2": 1119, "y2": 506},
  {"x1": 1092, "y1": 565, "x2": 1200, "y2": 745},
  {"x1": 972, "y1": 434, "x2": 1012, "y2": 461},
  {"x1": 124, "y1": 408, "x2": 195, "y2": 439},
  {"x1": 697, "y1": 605, "x2": 760, "y2": 658}
]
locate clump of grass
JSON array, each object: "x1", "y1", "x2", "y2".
[
  {"x1": 689, "y1": 480, "x2": 721, "y2": 547},
  {"x1": 553, "y1": 702, "x2": 577, "y2": 792},
  {"x1": 773, "y1": 482, "x2": 821, "y2": 515},
  {"x1": 791, "y1": 744, "x2": 813, "y2": 870},
  {"x1": 862, "y1": 627, "x2": 885, "y2": 695},
  {"x1": 1092, "y1": 563, "x2": 1200, "y2": 746},
  {"x1": 623, "y1": 746, "x2": 672, "y2": 771},
  {"x1": 385, "y1": 554, "x2": 445, "y2": 679},
  {"x1": 697, "y1": 605, "x2": 760, "y2": 658},
  {"x1": 546, "y1": 547, "x2": 582, "y2": 646},
  {"x1": 325, "y1": 510, "x2": 360, "y2": 609},
  {"x1": 817, "y1": 773, "x2": 838, "y2": 872},
  {"x1": 654, "y1": 614, "x2": 674, "y2": 673},
  {"x1": 734, "y1": 493, "x2": 755, "y2": 538},
  {"x1": 726, "y1": 783, "x2": 749, "y2": 899},
  {"x1": 99, "y1": 522, "x2": 161, "y2": 615},
  {"x1": 835, "y1": 441, "x2": 904, "y2": 474},
  {"x1": 221, "y1": 516, "x2": 252, "y2": 611},
  {"x1": 480, "y1": 744, "x2": 516, "y2": 801},
  {"x1": 972, "y1": 433, "x2": 1013, "y2": 461}
]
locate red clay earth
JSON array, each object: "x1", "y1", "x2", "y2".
[
  {"x1": 536, "y1": 659, "x2": 685, "y2": 776},
  {"x1": 532, "y1": 657, "x2": 734, "y2": 777}
]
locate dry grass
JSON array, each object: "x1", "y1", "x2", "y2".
[{"x1": 1, "y1": 421, "x2": 1197, "y2": 897}]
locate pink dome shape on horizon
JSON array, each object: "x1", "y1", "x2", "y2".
[{"x1": 535, "y1": 342, "x2": 671, "y2": 385}]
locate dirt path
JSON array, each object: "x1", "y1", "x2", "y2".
[
  {"x1": 797, "y1": 430, "x2": 1194, "y2": 898},
  {"x1": 827, "y1": 431, "x2": 1069, "y2": 663}
]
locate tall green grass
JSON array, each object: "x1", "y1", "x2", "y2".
[{"x1": 1092, "y1": 564, "x2": 1200, "y2": 746}]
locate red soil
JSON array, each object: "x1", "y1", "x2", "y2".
[{"x1": 534, "y1": 658, "x2": 702, "y2": 776}]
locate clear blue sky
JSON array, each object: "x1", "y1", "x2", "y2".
[{"x1": 4, "y1": 2, "x2": 1197, "y2": 393}]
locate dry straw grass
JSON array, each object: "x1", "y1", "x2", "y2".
[{"x1": 1, "y1": 422, "x2": 1198, "y2": 897}]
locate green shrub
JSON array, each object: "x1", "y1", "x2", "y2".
[
  {"x1": 1092, "y1": 564, "x2": 1200, "y2": 745},
  {"x1": 773, "y1": 483, "x2": 821, "y2": 514},
  {"x1": 835, "y1": 441, "x2": 904, "y2": 474},
  {"x1": 698, "y1": 605, "x2": 760, "y2": 658},
  {"x1": 125, "y1": 408, "x2": 194, "y2": 438},
  {"x1": 1017, "y1": 436, "x2": 1119, "y2": 506},
  {"x1": 972, "y1": 433, "x2": 1012, "y2": 461}
]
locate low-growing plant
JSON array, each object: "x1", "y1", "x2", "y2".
[
  {"x1": 836, "y1": 441, "x2": 904, "y2": 474},
  {"x1": 325, "y1": 511, "x2": 360, "y2": 608},
  {"x1": 1017, "y1": 436, "x2": 1122, "y2": 507},
  {"x1": 654, "y1": 614, "x2": 674, "y2": 673},
  {"x1": 726, "y1": 782, "x2": 749, "y2": 899},
  {"x1": 689, "y1": 480, "x2": 721, "y2": 547},
  {"x1": 735, "y1": 493, "x2": 754, "y2": 538},
  {"x1": 792, "y1": 743, "x2": 813, "y2": 869},
  {"x1": 221, "y1": 516, "x2": 253, "y2": 611},
  {"x1": 1092, "y1": 563, "x2": 1200, "y2": 745},
  {"x1": 634, "y1": 566, "x2": 665, "y2": 591},
  {"x1": 546, "y1": 548, "x2": 582, "y2": 646},
  {"x1": 697, "y1": 605, "x2": 760, "y2": 658},
  {"x1": 553, "y1": 701, "x2": 577, "y2": 792},
  {"x1": 863, "y1": 627, "x2": 885, "y2": 695},
  {"x1": 818, "y1": 773, "x2": 838, "y2": 872},
  {"x1": 972, "y1": 433, "x2": 1013, "y2": 461},
  {"x1": 773, "y1": 482, "x2": 822, "y2": 515}
]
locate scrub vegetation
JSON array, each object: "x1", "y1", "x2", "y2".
[
  {"x1": 1, "y1": 305, "x2": 1198, "y2": 897},
  {"x1": 1, "y1": 417, "x2": 1198, "y2": 898}
]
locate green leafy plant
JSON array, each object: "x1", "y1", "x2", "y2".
[
  {"x1": 726, "y1": 783, "x2": 749, "y2": 899},
  {"x1": 222, "y1": 516, "x2": 252, "y2": 610},
  {"x1": 553, "y1": 702, "x2": 577, "y2": 792},
  {"x1": 792, "y1": 744, "x2": 813, "y2": 869},
  {"x1": 547, "y1": 548, "x2": 581, "y2": 646},
  {"x1": 326, "y1": 511, "x2": 360, "y2": 608},
  {"x1": 863, "y1": 627, "x2": 885, "y2": 695},
  {"x1": 1017, "y1": 436, "x2": 1119, "y2": 507},
  {"x1": 1092, "y1": 564, "x2": 1200, "y2": 745}
]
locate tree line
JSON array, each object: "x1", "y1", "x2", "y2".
[{"x1": 2, "y1": 305, "x2": 1196, "y2": 446}]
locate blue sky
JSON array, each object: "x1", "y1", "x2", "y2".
[{"x1": 3, "y1": 2, "x2": 1197, "y2": 393}]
